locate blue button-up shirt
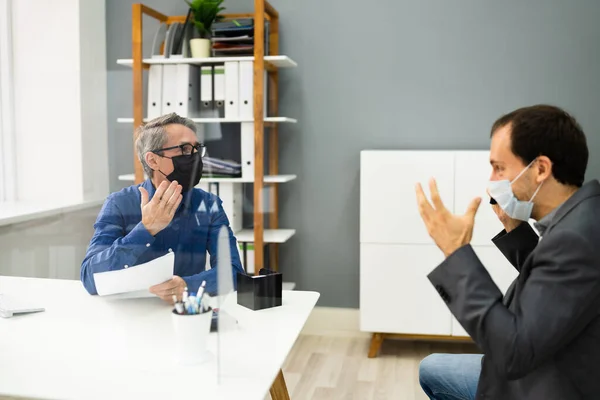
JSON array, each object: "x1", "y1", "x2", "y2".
[{"x1": 81, "y1": 179, "x2": 244, "y2": 295}]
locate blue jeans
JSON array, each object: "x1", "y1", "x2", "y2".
[{"x1": 419, "y1": 353, "x2": 483, "y2": 400}]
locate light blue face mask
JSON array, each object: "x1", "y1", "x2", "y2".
[{"x1": 488, "y1": 159, "x2": 543, "y2": 221}]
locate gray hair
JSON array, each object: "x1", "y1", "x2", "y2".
[{"x1": 135, "y1": 113, "x2": 197, "y2": 177}]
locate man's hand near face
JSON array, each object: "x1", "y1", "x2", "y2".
[
  {"x1": 138, "y1": 180, "x2": 183, "y2": 236},
  {"x1": 489, "y1": 195, "x2": 522, "y2": 233},
  {"x1": 415, "y1": 178, "x2": 481, "y2": 257}
]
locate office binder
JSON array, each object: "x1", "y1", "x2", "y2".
[
  {"x1": 175, "y1": 64, "x2": 200, "y2": 117},
  {"x1": 162, "y1": 64, "x2": 178, "y2": 114},
  {"x1": 147, "y1": 65, "x2": 163, "y2": 119},
  {"x1": 196, "y1": 182, "x2": 242, "y2": 233},
  {"x1": 162, "y1": 23, "x2": 182, "y2": 115},
  {"x1": 224, "y1": 61, "x2": 239, "y2": 119},
  {"x1": 239, "y1": 60, "x2": 253, "y2": 120},
  {"x1": 240, "y1": 122, "x2": 254, "y2": 180},
  {"x1": 200, "y1": 66, "x2": 213, "y2": 117},
  {"x1": 163, "y1": 23, "x2": 180, "y2": 58},
  {"x1": 214, "y1": 65, "x2": 225, "y2": 118},
  {"x1": 239, "y1": 61, "x2": 268, "y2": 120},
  {"x1": 147, "y1": 23, "x2": 168, "y2": 118}
]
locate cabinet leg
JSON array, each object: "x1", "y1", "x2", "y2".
[
  {"x1": 269, "y1": 369, "x2": 291, "y2": 400},
  {"x1": 368, "y1": 332, "x2": 385, "y2": 358}
]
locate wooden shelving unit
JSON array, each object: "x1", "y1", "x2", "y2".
[{"x1": 122, "y1": 3, "x2": 296, "y2": 275}]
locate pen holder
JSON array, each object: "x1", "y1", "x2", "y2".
[
  {"x1": 171, "y1": 307, "x2": 213, "y2": 365},
  {"x1": 237, "y1": 269, "x2": 282, "y2": 311}
]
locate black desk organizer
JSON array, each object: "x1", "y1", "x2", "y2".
[{"x1": 237, "y1": 268, "x2": 282, "y2": 311}]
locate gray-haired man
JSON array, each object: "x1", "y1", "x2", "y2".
[{"x1": 81, "y1": 113, "x2": 244, "y2": 302}]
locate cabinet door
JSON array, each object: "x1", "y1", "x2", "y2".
[
  {"x1": 454, "y1": 151, "x2": 506, "y2": 246},
  {"x1": 451, "y1": 245, "x2": 519, "y2": 337},
  {"x1": 360, "y1": 151, "x2": 455, "y2": 244},
  {"x1": 360, "y1": 243, "x2": 451, "y2": 335}
]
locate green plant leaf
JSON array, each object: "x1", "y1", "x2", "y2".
[{"x1": 186, "y1": 0, "x2": 226, "y2": 38}]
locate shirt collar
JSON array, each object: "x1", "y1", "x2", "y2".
[{"x1": 533, "y1": 203, "x2": 563, "y2": 237}]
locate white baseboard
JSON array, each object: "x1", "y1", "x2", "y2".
[{"x1": 301, "y1": 307, "x2": 371, "y2": 338}]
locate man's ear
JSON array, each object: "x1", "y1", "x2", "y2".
[
  {"x1": 536, "y1": 156, "x2": 553, "y2": 183},
  {"x1": 145, "y1": 152, "x2": 160, "y2": 171}
]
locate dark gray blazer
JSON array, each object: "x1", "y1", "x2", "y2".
[{"x1": 429, "y1": 180, "x2": 600, "y2": 400}]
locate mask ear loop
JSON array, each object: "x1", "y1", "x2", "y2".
[
  {"x1": 529, "y1": 180, "x2": 544, "y2": 203},
  {"x1": 511, "y1": 158, "x2": 537, "y2": 184}
]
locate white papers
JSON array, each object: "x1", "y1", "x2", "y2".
[
  {"x1": 100, "y1": 290, "x2": 155, "y2": 300},
  {"x1": 94, "y1": 253, "x2": 175, "y2": 296}
]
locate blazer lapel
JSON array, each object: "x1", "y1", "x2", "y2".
[{"x1": 544, "y1": 180, "x2": 600, "y2": 237}]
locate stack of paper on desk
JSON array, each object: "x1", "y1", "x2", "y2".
[{"x1": 93, "y1": 253, "x2": 174, "y2": 297}]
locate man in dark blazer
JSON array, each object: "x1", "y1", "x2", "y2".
[{"x1": 415, "y1": 104, "x2": 600, "y2": 400}]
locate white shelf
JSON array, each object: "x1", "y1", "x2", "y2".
[
  {"x1": 117, "y1": 174, "x2": 296, "y2": 183},
  {"x1": 235, "y1": 229, "x2": 296, "y2": 244},
  {"x1": 116, "y1": 55, "x2": 297, "y2": 68},
  {"x1": 117, "y1": 117, "x2": 296, "y2": 124}
]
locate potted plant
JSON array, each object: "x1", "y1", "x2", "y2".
[{"x1": 186, "y1": 0, "x2": 225, "y2": 58}]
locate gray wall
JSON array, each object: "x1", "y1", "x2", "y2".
[{"x1": 106, "y1": 0, "x2": 600, "y2": 308}]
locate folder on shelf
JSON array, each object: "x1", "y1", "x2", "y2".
[
  {"x1": 162, "y1": 64, "x2": 179, "y2": 114},
  {"x1": 239, "y1": 60, "x2": 253, "y2": 120},
  {"x1": 199, "y1": 65, "x2": 223, "y2": 140},
  {"x1": 173, "y1": 9, "x2": 193, "y2": 56},
  {"x1": 147, "y1": 65, "x2": 163, "y2": 119},
  {"x1": 240, "y1": 122, "x2": 254, "y2": 180},
  {"x1": 224, "y1": 61, "x2": 239, "y2": 119},
  {"x1": 214, "y1": 65, "x2": 225, "y2": 118},
  {"x1": 146, "y1": 23, "x2": 168, "y2": 119},
  {"x1": 163, "y1": 23, "x2": 180, "y2": 59},
  {"x1": 200, "y1": 66, "x2": 214, "y2": 117},
  {"x1": 175, "y1": 64, "x2": 200, "y2": 117},
  {"x1": 162, "y1": 23, "x2": 183, "y2": 115}
]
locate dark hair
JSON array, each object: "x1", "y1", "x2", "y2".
[{"x1": 491, "y1": 104, "x2": 588, "y2": 187}]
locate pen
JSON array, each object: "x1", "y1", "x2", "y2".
[
  {"x1": 197, "y1": 281, "x2": 207, "y2": 309},
  {"x1": 182, "y1": 287, "x2": 189, "y2": 304},
  {"x1": 173, "y1": 296, "x2": 184, "y2": 315},
  {"x1": 189, "y1": 294, "x2": 197, "y2": 314}
]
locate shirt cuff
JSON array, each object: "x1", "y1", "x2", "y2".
[{"x1": 122, "y1": 222, "x2": 156, "y2": 247}]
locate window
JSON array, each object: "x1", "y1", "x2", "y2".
[{"x1": 0, "y1": 0, "x2": 15, "y2": 202}]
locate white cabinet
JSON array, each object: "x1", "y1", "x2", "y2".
[
  {"x1": 360, "y1": 243, "x2": 450, "y2": 335},
  {"x1": 360, "y1": 151, "x2": 455, "y2": 245},
  {"x1": 360, "y1": 150, "x2": 518, "y2": 341}
]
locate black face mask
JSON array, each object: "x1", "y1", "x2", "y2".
[{"x1": 158, "y1": 152, "x2": 203, "y2": 192}]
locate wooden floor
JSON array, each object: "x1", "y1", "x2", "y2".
[
  {"x1": 0, "y1": 335, "x2": 480, "y2": 400},
  {"x1": 270, "y1": 334, "x2": 481, "y2": 400}
]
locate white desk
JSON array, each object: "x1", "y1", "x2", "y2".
[{"x1": 0, "y1": 276, "x2": 319, "y2": 400}]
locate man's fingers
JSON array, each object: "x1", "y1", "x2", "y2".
[
  {"x1": 149, "y1": 278, "x2": 173, "y2": 293},
  {"x1": 159, "y1": 181, "x2": 178, "y2": 207},
  {"x1": 415, "y1": 183, "x2": 434, "y2": 220},
  {"x1": 428, "y1": 178, "x2": 446, "y2": 211},
  {"x1": 149, "y1": 278, "x2": 179, "y2": 294},
  {"x1": 166, "y1": 184, "x2": 182, "y2": 210},
  {"x1": 152, "y1": 181, "x2": 170, "y2": 204},
  {"x1": 139, "y1": 187, "x2": 149, "y2": 207},
  {"x1": 466, "y1": 197, "x2": 482, "y2": 219},
  {"x1": 168, "y1": 194, "x2": 183, "y2": 217}
]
